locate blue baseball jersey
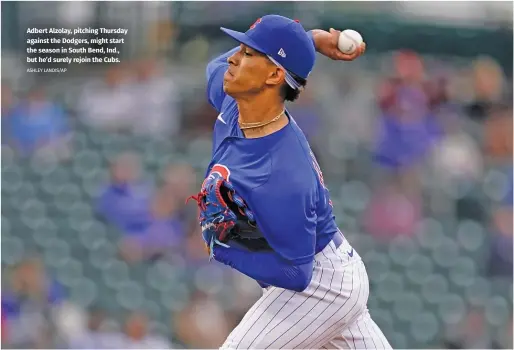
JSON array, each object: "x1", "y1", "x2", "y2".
[{"x1": 203, "y1": 48, "x2": 339, "y2": 266}]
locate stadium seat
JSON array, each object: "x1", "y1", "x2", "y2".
[
  {"x1": 1, "y1": 236, "x2": 25, "y2": 266},
  {"x1": 68, "y1": 277, "x2": 99, "y2": 308},
  {"x1": 455, "y1": 220, "x2": 486, "y2": 253},
  {"x1": 102, "y1": 259, "x2": 130, "y2": 290},
  {"x1": 405, "y1": 254, "x2": 434, "y2": 285},
  {"x1": 56, "y1": 257, "x2": 84, "y2": 287},
  {"x1": 437, "y1": 293, "x2": 467, "y2": 325},
  {"x1": 388, "y1": 236, "x2": 419, "y2": 267},
  {"x1": 409, "y1": 311, "x2": 439, "y2": 344},
  {"x1": 392, "y1": 291, "x2": 424, "y2": 322},
  {"x1": 421, "y1": 274, "x2": 450, "y2": 304},
  {"x1": 362, "y1": 250, "x2": 391, "y2": 284},
  {"x1": 431, "y1": 237, "x2": 460, "y2": 268},
  {"x1": 376, "y1": 272, "x2": 404, "y2": 303},
  {"x1": 449, "y1": 256, "x2": 478, "y2": 288},
  {"x1": 484, "y1": 295, "x2": 511, "y2": 327}
]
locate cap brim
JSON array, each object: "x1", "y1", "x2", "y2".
[{"x1": 220, "y1": 27, "x2": 266, "y2": 54}]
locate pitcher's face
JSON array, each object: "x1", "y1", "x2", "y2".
[{"x1": 223, "y1": 44, "x2": 284, "y2": 98}]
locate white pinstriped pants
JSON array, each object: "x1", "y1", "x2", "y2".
[{"x1": 220, "y1": 239, "x2": 392, "y2": 349}]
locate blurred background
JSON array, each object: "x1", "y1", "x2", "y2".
[{"x1": 1, "y1": 1, "x2": 513, "y2": 349}]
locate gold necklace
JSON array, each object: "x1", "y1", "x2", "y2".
[{"x1": 238, "y1": 110, "x2": 285, "y2": 130}]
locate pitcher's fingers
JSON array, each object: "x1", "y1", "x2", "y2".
[
  {"x1": 336, "y1": 53, "x2": 353, "y2": 61},
  {"x1": 359, "y1": 42, "x2": 366, "y2": 55},
  {"x1": 329, "y1": 28, "x2": 340, "y2": 46},
  {"x1": 336, "y1": 49, "x2": 360, "y2": 61}
]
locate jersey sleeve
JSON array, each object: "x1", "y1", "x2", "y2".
[
  {"x1": 205, "y1": 47, "x2": 239, "y2": 112},
  {"x1": 249, "y1": 174, "x2": 317, "y2": 265},
  {"x1": 213, "y1": 245, "x2": 314, "y2": 292}
]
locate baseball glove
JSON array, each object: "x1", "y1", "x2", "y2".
[{"x1": 188, "y1": 172, "x2": 272, "y2": 259}]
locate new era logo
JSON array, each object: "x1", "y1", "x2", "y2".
[{"x1": 278, "y1": 48, "x2": 286, "y2": 58}]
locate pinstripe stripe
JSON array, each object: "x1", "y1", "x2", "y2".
[
  {"x1": 231, "y1": 289, "x2": 281, "y2": 336},
  {"x1": 349, "y1": 328, "x2": 357, "y2": 349},
  {"x1": 270, "y1": 258, "x2": 337, "y2": 348},
  {"x1": 232, "y1": 291, "x2": 268, "y2": 327},
  {"x1": 225, "y1": 264, "x2": 320, "y2": 348},
  {"x1": 302, "y1": 259, "x2": 349, "y2": 348},
  {"x1": 360, "y1": 268, "x2": 380, "y2": 349},
  {"x1": 341, "y1": 335, "x2": 352, "y2": 349},
  {"x1": 381, "y1": 327, "x2": 392, "y2": 349},
  {"x1": 320, "y1": 250, "x2": 330, "y2": 264},
  {"x1": 250, "y1": 266, "x2": 327, "y2": 348},
  {"x1": 351, "y1": 263, "x2": 368, "y2": 350},
  {"x1": 374, "y1": 315, "x2": 391, "y2": 349},
  {"x1": 367, "y1": 316, "x2": 385, "y2": 349},
  {"x1": 344, "y1": 264, "x2": 370, "y2": 350},
  {"x1": 222, "y1": 245, "x2": 391, "y2": 350},
  {"x1": 327, "y1": 316, "x2": 391, "y2": 350},
  {"x1": 309, "y1": 262, "x2": 366, "y2": 348},
  {"x1": 357, "y1": 322, "x2": 368, "y2": 349},
  {"x1": 362, "y1": 270, "x2": 378, "y2": 350},
  {"x1": 347, "y1": 313, "x2": 391, "y2": 350},
  {"x1": 308, "y1": 266, "x2": 362, "y2": 344},
  {"x1": 237, "y1": 287, "x2": 277, "y2": 327},
  {"x1": 314, "y1": 262, "x2": 391, "y2": 350},
  {"x1": 243, "y1": 291, "x2": 295, "y2": 348},
  {"x1": 281, "y1": 269, "x2": 345, "y2": 348},
  {"x1": 372, "y1": 322, "x2": 384, "y2": 349},
  {"x1": 367, "y1": 284, "x2": 389, "y2": 350},
  {"x1": 354, "y1": 273, "x2": 368, "y2": 350},
  {"x1": 361, "y1": 320, "x2": 375, "y2": 348},
  {"x1": 303, "y1": 263, "x2": 357, "y2": 349},
  {"x1": 329, "y1": 241, "x2": 344, "y2": 266},
  {"x1": 232, "y1": 289, "x2": 286, "y2": 348},
  {"x1": 246, "y1": 267, "x2": 324, "y2": 348}
]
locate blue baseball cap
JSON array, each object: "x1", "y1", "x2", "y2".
[{"x1": 220, "y1": 15, "x2": 316, "y2": 85}]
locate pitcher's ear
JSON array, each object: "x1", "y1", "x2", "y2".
[{"x1": 266, "y1": 67, "x2": 286, "y2": 87}]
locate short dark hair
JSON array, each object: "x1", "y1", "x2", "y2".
[{"x1": 280, "y1": 71, "x2": 307, "y2": 102}]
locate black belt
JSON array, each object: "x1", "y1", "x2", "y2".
[
  {"x1": 316, "y1": 229, "x2": 344, "y2": 255},
  {"x1": 332, "y1": 229, "x2": 344, "y2": 249}
]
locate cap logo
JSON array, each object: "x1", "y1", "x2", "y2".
[
  {"x1": 278, "y1": 48, "x2": 286, "y2": 58},
  {"x1": 249, "y1": 18, "x2": 262, "y2": 30}
]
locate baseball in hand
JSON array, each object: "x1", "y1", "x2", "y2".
[{"x1": 337, "y1": 29, "x2": 364, "y2": 54}]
